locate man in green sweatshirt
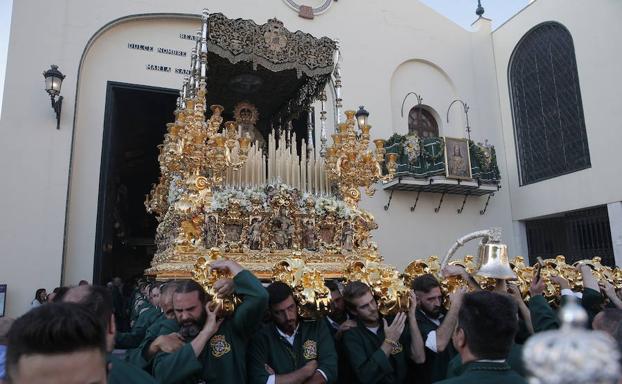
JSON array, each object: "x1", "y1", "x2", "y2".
[
  {"x1": 341, "y1": 281, "x2": 426, "y2": 384},
  {"x1": 116, "y1": 283, "x2": 162, "y2": 349},
  {"x1": 411, "y1": 274, "x2": 464, "y2": 383},
  {"x1": 434, "y1": 291, "x2": 526, "y2": 384},
  {"x1": 152, "y1": 260, "x2": 268, "y2": 383},
  {"x1": 247, "y1": 281, "x2": 338, "y2": 384},
  {"x1": 125, "y1": 281, "x2": 183, "y2": 371}
]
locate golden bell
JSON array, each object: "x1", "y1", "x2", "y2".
[{"x1": 476, "y1": 243, "x2": 517, "y2": 280}]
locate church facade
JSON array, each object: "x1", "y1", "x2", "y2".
[{"x1": 0, "y1": 0, "x2": 620, "y2": 317}]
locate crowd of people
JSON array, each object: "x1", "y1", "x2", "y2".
[{"x1": 1, "y1": 260, "x2": 621, "y2": 383}]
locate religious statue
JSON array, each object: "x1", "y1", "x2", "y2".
[
  {"x1": 178, "y1": 216, "x2": 204, "y2": 247},
  {"x1": 204, "y1": 215, "x2": 219, "y2": 248},
  {"x1": 341, "y1": 222, "x2": 354, "y2": 251},
  {"x1": 233, "y1": 101, "x2": 265, "y2": 149},
  {"x1": 248, "y1": 217, "x2": 264, "y2": 250},
  {"x1": 302, "y1": 219, "x2": 317, "y2": 251},
  {"x1": 272, "y1": 207, "x2": 294, "y2": 249},
  {"x1": 224, "y1": 224, "x2": 243, "y2": 242}
]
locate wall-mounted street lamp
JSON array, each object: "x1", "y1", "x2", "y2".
[
  {"x1": 42, "y1": 65, "x2": 65, "y2": 129},
  {"x1": 476, "y1": 0, "x2": 485, "y2": 17},
  {"x1": 355, "y1": 105, "x2": 369, "y2": 129}
]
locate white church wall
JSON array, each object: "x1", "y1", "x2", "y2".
[
  {"x1": 493, "y1": 0, "x2": 622, "y2": 221},
  {"x1": 389, "y1": 59, "x2": 455, "y2": 136},
  {"x1": 0, "y1": 0, "x2": 517, "y2": 317},
  {"x1": 65, "y1": 17, "x2": 198, "y2": 288},
  {"x1": 367, "y1": 16, "x2": 517, "y2": 270}
]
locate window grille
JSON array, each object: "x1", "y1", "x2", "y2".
[
  {"x1": 408, "y1": 107, "x2": 438, "y2": 138},
  {"x1": 525, "y1": 206, "x2": 614, "y2": 266},
  {"x1": 509, "y1": 22, "x2": 590, "y2": 185}
]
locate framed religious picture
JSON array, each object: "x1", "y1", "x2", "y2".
[
  {"x1": 0, "y1": 284, "x2": 6, "y2": 317},
  {"x1": 444, "y1": 137, "x2": 472, "y2": 180}
]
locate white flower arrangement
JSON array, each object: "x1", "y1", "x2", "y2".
[
  {"x1": 211, "y1": 187, "x2": 252, "y2": 211},
  {"x1": 208, "y1": 183, "x2": 355, "y2": 219},
  {"x1": 315, "y1": 196, "x2": 353, "y2": 219},
  {"x1": 244, "y1": 187, "x2": 268, "y2": 205}
]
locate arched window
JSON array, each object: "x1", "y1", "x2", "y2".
[
  {"x1": 408, "y1": 106, "x2": 438, "y2": 138},
  {"x1": 509, "y1": 22, "x2": 590, "y2": 185}
]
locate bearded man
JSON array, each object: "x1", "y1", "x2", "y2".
[
  {"x1": 247, "y1": 281, "x2": 338, "y2": 384},
  {"x1": 411, "y1": 274, "x2": 466, "y2": 383},
  {"x1": 152, "y1": 260, "x2": 268, "y2": 383}
]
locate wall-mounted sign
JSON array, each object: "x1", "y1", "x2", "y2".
[
  {"x1": 175, "y1": 68, "x2": 192, "y2": 75},
  {"x1": 128, "y1": 43, "x2": 154, "y2": 52},
  {"x1": 146, "y1": 64, "x2": 172, "y2": 72},
  {"x1": 158, "y1": 47, "x2": 187, "y2": 57}
]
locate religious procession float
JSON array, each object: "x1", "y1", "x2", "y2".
[{"x1": 144, "y1": 10, "x2": 622, "y2": 317}]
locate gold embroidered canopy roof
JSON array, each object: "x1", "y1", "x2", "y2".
[
  {"x1": 204, "y1": 13, "x2": 337, "y2": 123},
  {"x1": 208, "y1": 13, "x2": 337, "y2": 78}
]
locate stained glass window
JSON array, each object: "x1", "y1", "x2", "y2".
[{"x1": 509, "y1": 22, "x2": 590, "y2": 185}]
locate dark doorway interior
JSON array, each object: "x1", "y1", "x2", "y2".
[
  {"x1": 525, "y1": 205, "x2": 614, "y2": 266},
  {"x1": 94, "y1": 82, "x2": 178, "y2": 285}
]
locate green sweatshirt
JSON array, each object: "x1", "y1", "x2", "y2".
[
  {"x1": 445, "y1": 343, "x2": 526, "y2": 378},
  {"x1": 125, "y1": 314, "x2": 179, "y2": 371},
  {"x1": 415, "y1": 309, "x2": 455, "y2": 384},
  {"x1": 131, "y1": 299, "x2": 152, "y2": 324},
  {"x1": 152, "y1": 270, "x2": 268, "y2": 384},
  {"x1": 529, "y1": 288, "x2": 603, "y2": 333},
  {"x1": 528, "y1": 295, "x2": 559, "y2": 332},
  {"x1": 116, "y1": 306, "x2": 161, "y2": 349},
  {"x1": 247, "y1": 319, "x2": 338, "y2": 384},
  {"x1": 107, "y1": 353, "x2": 156, "y2": 384},
  {"x1": 434, "y1": 361, "x2": 527, "y2": 384},
  {"x1": 581, "y1": 287, "x2": 603, "y2": 328},
  {"x1": 341, "y1": 318, "x2": 412, "y2": 384}
]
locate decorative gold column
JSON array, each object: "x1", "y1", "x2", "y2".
[{"x1": 145, "y1": 10, "x2": 250, "y2": 279}]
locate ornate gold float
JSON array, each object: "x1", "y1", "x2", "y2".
[{"x1": 145, "y1": 10, "x2": 395, "y2": 281}]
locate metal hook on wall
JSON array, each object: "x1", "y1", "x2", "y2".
[
  {"x1": 457, "y1": 193, "x2": 470, "y2": 214},
  {"x1": 410, "y1": 190, "x2": 422, "y2": 212},
  {"x1": 480, "y1": 193, "x2": 494, "y2": 215},
  {"x1": 384, "y1": 190, "x2": 395, "y2": 211},
  {"x1": 400, "y1": 92, "x2": 424, "y2": 118},
  {"x1": 446, "y1": 99, "x2": 472, "y2": 141},
  {"x1": 434, "y1": 192, "x2": 447, "y2": 213}
]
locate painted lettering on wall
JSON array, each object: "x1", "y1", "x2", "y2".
[
  {"x1": 158, "y1": 47, "x2": 187, "y2": 57},
  {"x1": 179, "y1": 33, "x2": 199, "y2": 41},
  {"x1": 126, "y1": 37, "x2": 196, "y2": 74},
  {"x1": 128, "y1": 43, "x2": 154, "y2": 52},
  {"x1": 146, "y1": 64, "x2": 172, "y2": 72}
]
